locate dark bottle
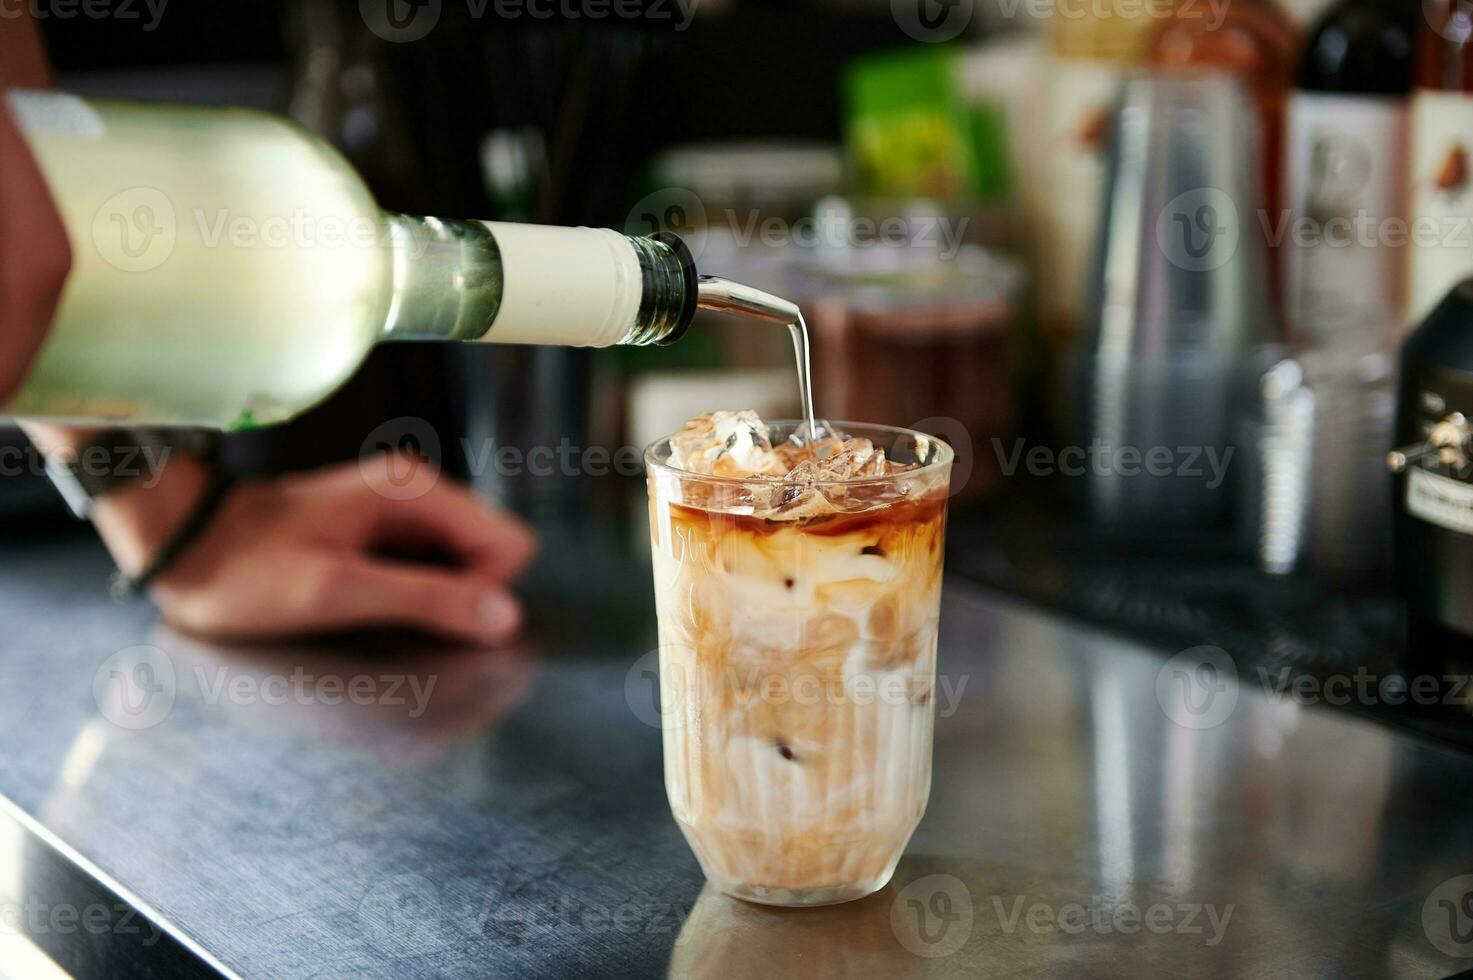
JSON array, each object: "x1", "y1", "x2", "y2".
[
  {"x1": 1389, "y1": 278, "x2": 1473, "y2": 677},
  {"x1": 1284, "y1": 0, "x2": 1417, "y2": 347}
]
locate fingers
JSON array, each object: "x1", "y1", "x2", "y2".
[
  {"x1": 315, "y1": 558, "x2": 524, "y2": 644},
  {"x1": 157, "y1": 549, "x2": 525, "y2": 645},
  {"x1": 155, "y1": 459, "x2": 537, "y2": 643},
  {"x1": 306, "y1": 455, "x2": 539, "y2": 582},
  {"x1": 374, "y1": 480, "x2": 538, "y2": 583}
]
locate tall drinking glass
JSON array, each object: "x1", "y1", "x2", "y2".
[{"x1": 645, "y1": 421, "x2": 952, "y2": 906}]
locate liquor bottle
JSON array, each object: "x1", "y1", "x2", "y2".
[
  {"x1": 1148, "y1": 0, "x2": 1300, "y2": 308},
  {"x1": 1284, "y1": 0, "x2": 1417, "y2": 346},
  {"x1": 2, "y1": 91, "x2": 697, "y2": 429},
  {"x1": 1407, "y1": 0, "x2": 1473, "y2": 327}
]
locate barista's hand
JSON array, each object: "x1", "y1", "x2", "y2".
[{"x1": 94, "y1": 453, "x2": 537, "y2": 643}]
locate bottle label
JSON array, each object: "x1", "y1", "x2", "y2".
[
  {"x1": 5, "y1": 90, "x2": 104, "y2": 141},
  {"x1": 1283, "y1": 92, "x2": 1408, "y2": 343},
  {"x1": 479, "y1": 222, "x2": 641, "y2": 348},
  {"x1": 1408, "y1": 90, "x2": 1473, "y2": 328},
  {"x1": 1406, "y1": 467, "x2": 1473, "y2": 536}
]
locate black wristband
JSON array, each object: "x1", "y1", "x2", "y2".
[{"x1": 110, "y1": 470, "x2": 235, "y2": 600}]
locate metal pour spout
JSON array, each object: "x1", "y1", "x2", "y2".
[{"x1": 695, "y1": 275, "x2": 802, "y2": 325}]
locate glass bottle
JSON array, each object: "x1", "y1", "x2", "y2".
[
  {"x1": 3, "y1": 91, "x2": 696, "y2": 428},
  {"x1": 1407, "y1": 0, "x2": 1473, "y2": 326},
  {"x1": 1284, "y1": 0, "x2": 1417, "y2": 346}
]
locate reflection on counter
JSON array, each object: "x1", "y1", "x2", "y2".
[{"x1": 134, "y1": 628, "x2": 542, "y2": 757}]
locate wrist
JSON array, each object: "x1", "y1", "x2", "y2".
[
  {"x1": 23, "y1": 422, "x2": 224, "y2": 576},
  {"x1": 90, "y1": 453, "x2": 214, "y2": 577}
]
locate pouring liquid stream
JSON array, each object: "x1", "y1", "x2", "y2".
[
  {"x1": 694, "y1": 275, "x2": 821, "y2": 446},
  {"x1": 787, "y1": 314, "x2": 819, "y2": 442}
]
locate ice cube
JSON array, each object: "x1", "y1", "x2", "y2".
[
  {"x1": 767, "y1": 461, "x2": 828, "y2": 518},
  {"x1": 667, "y1": 410, "x2": 784, "y2": 477},
  {"x1": 663, "y1": 411, "x2": 935, "y2": 519},
  {"x1": 812, "y1": 440, "x2": 887, "y2": 480}
]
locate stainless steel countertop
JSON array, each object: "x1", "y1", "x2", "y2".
[{"x1": 1, "y1": 528, "x2": 1472, "y2": 978}]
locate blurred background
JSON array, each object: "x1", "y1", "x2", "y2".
[{"x1": 14, "y1": 0, "x2": 1473, "y2": 743}]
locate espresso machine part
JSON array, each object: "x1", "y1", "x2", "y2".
[
  {"x1": 1389, "y1": 277, "x2": 1473, "y2": 672},
  {"x1": 1387, "y1": 414, "x2": 1473, "y2": 474}
]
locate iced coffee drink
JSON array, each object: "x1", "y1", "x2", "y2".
[{"x1": 645, "y1": 412, "x2": 952, "y2": 906}]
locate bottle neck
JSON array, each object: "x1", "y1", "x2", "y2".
[
  {"x1": 381, "y1": 215, "x2": 504, "y2": 342},
  {"x1": 379, "y1": 215, "x2": 696, "y2": 348},
  {"x1": 623, "y1": 232, "x2": 697, "y2": 346}
]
